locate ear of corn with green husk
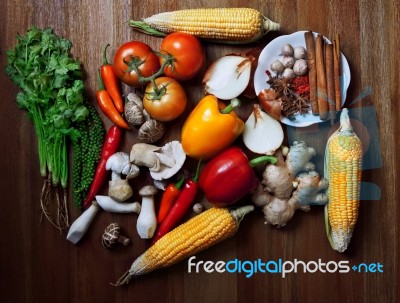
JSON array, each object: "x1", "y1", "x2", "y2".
[
  {"x1": 324, "y1": 108, "x2": 363, "y2": 253},
  {"x1": 114, "y1": 205, "x2": 254, "y2": 286},
  {"x1": 129, "y1": 8, "x2": 280, "y2": 44}
]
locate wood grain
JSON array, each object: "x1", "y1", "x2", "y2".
[{"x1": 0, "y1": 1, "x2": 399, "y2": 302}]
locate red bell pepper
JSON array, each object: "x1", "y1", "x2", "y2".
[
  {"x1": 83, "y1": 125, "x2": 122, "y2": 209},
  {"x1": 198, "y1": 146, "x2": 277, "y2": 207}
]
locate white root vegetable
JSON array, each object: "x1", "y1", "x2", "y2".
[
  {"x1": 95, "y1": 195, "x2": 141, "y2": 214},
  {"x1": 136, "y1": 186, "x2": 158, "y2": 239},
  {"x1": 66, "y1": 202, "x2": 100, "y2": 244},
  {"x1": 203, "y1": 55, "x2": 254, "y2": 100},
  {"x1": 243, "y1": 104, "x2": 284, "y2": 155}
]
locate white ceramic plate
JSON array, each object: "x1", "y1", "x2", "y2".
[{"x1": 254, "y1": 31, "x2": 351, "y2": 127}]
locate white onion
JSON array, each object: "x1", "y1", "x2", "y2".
[
  {"x1": 243, "y1": 104, "x2": 284, "y2": 155},
  {"x1": 202, "y1": 55, "x2": 253, "y2": 100}
]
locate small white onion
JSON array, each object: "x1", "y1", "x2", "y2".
[
  {"x1": 282, "y1": 56, "x2": 295, "y2": 68},
  {"x1": 280, "y1": 44, "x2": 294, "y2": 56},
  {"x1": 270, "y1": 60, "x2": 285, "y2": 74},
  {"x1": 203, "y1": 55, "x2": 253, "y2": 100},
  {"x1": 242, "y1": 104, "x2": 284, "y2": 155},
  {"x1": 282, "y1": 68, "x2": 296, "y2": 79},
  {"x1": 293, "y1": 59, "x2": 308, "y2": 76},
  {"x1": 294, "y1": 46, "x2": 307, "y2": 59}
]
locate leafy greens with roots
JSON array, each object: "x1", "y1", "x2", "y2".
[{"x1": 5, "y1": 27, "x2": 90, "y2": 230}]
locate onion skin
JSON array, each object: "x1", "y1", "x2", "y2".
[
  {"x1": 258, "y1": 89, "x2": 282, "y2": 120},
  {"x1": 241, "y1": 48, "x2": 262, "y2": 99}
]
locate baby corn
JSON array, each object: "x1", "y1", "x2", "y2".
[
  {"x1": 129, "y1": 8, "x2": 280, "y2": 44},
  {"x1": 324, "y1": 108, "x2": 363, "y2": 253}
]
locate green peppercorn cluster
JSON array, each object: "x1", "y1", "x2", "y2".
[{"x1": 72, "y1": 102, "x2": 105, "y2": 208}]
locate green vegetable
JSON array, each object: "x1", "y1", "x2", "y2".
[
  {"x1": 72, "y1": 103, "x2": 105, "y2": 208},
  {"x1": 5, "y1": 26, "x2": 91, "y2": 229}
]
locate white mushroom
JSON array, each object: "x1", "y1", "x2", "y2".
[
  {"x1": 130, "y1": 143, "x2": 162, "y2": 171},
  {"x1": 66, "y1": 201, "x2": 100, "y2": 244},
  {"x1": 136, "y1": 185, "x2": 158, "y2": 239},
  {"x1": 150, "y1": 141, "x2": 186, "y2": 181},
  {"x1": 193, "y1": 203, "x2": 204, "y2": 214},
  {"x1": 106, "y1": 152, "x2": 140, "y2": 202},
  {"x1": 153, "y1": 179, "x2": 169, "y2": 191},
  {"x1": 95, "y1": 195, "x2": 141, "y2": 214}
]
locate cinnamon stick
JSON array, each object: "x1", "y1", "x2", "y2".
[
  {"x1": 304, "y1": 31, "x2": 318, "y2": 115},
  {"x1": 325, "y1": 43, "x2": 335, "y2": 123},
  {"x1": 315, "y1": 34, "x2": 328, "y2": 120},
  {"x1": 333, "y1": 34, "x2": 342, "y2": 111}
]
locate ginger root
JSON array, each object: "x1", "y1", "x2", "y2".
[{"x1": 252, "y1": 141, "x2": 328, "y2": 227}]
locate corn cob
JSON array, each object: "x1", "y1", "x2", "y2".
[
  {"x1": 114, "y1": 205, "x2": 254, "y2": 286},
  {"x1": 129, "y1": 8, "x2": 280, "y2": 44},
  {"x1": 324, "y1": 108, "x2": 363, "y2": 253}
]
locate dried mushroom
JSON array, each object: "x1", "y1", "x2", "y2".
[
  {"x1": 138, "y1": 110, "x2": 165, "y2": 143},
  {"x1": 125, "y1": 93, "x2": 144, "y2": 126},
  {"x1": 102, "y1": 223, "x2": 130, "y2": 248}
]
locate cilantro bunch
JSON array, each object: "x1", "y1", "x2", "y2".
[{"x1": 5, "y1": 27, "x2": 89, "y2": 188}]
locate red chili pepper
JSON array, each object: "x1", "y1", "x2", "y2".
[
  {"x1": 83, "y1": 125, "x2": 122, "y2": 209},
  {"x1": 96, "y1": 71, "x2": 130, "y2": 129},
  {"x1": 100, "y1": 44, "x2": 124, "y2": 113},
  {"x1": 151, "y1": 161, "x2": 201, "y2": 245},
  {"x1": 198, "y1": 146, "x2": 277, "y2": 207},
  {"x1": 157, "y1": 176, "x2": 185, "y2": 224}
]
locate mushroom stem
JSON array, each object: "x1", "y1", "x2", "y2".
[
  {"x1": 111, "y1": 171, "x2": 122, "y2": 181},
  {"x1": 136, "y1": 185, "x2": 158, "y2": 239},
  {"x1": 118, "y1": 235, "x2": 131, "y2": 246}
]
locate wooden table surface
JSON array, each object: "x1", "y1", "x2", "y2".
[{"x1": 0, "y1": 1, "x2": 399, "y2": 302}]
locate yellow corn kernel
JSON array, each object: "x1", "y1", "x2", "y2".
[
  {"x1": 131, "y1": 8, "x2": 280, "y2": 43},
  {"x1": 325, "y1": 108, "x2": 363, "y2": 253},
  {"x1": 115, "y1": 206, "x2": 254, "y2": 285}
]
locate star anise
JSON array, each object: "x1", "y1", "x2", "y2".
[{"x1": 266, "y1": 73, "x2": 294, "y2": 96}]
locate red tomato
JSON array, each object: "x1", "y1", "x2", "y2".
[
  {"x1": 113, "y1": 41, "x2": 160, "y2": 87},
  {"x1": 159, "y1": 33, "x2": 205, "y2": 81},
  {"x1": 143, "y1": 77, "x2": 187, "y2": 122}
]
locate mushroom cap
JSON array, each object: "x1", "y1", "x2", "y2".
[
  {"x1": 150, "y1": 141, "x2": 186, "y2": 181},
  {"x1": 102, "y1": 223, "x2": 121, "y2": 248},
  {"x1": 139, "y1": 185, "x2": 158, "y2": 196}
]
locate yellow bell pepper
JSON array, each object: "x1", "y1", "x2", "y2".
[{"x1": 181, "y1": 95, "x2": 244, "y2": 160}]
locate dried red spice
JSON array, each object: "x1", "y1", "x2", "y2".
[{"x1": 292, "y1": 76, "x2": 310, "y2": 96}]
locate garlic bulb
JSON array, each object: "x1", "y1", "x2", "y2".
[
  {"x1": 242, "y1": 104, "x2": 284, "y2": 155},
  {"x1": 280, "y1": 44, "x2": 294, "y2": 56},
  {"x1": 294, "y1": 46, "x2": 307, "y2": 59},
  {"x1": 270, "y1": 60, "x2": 284, "y2": 74},
  {"x1": 282, "y1": 68, "x2": 296, "y2": 79},
  {"x1": 293, "y1": 59, "x2": 308, "y2": 76},
  {"x1": 282, "y1": 56, "x2": 295, "y2": 68}
]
